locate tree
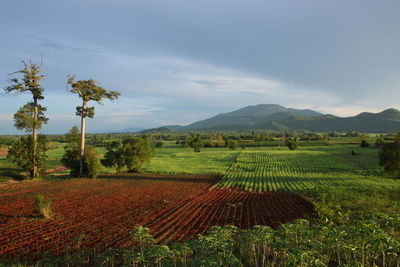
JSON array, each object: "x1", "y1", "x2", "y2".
[
  {"x1": 216, "y1": 135, "x2": 224, "y2": 147},
  {"x1": 228, "y1": 140, "x2": 238, "y2": 150},
  {"x1": 189, "y1": 136, "x2": 203, "y2": 152},
  {"x1": 155, "y1": 141, "x2": 164, "y2": 148},
  {"x1": 286, "y1": 137, "x2": 298, "y2": 150},
  {"x1": 360, "y1": 140, "x2": 370, "y2": 148},
  {"x1": 101, "y1": 138, "x2": 153, "y2": 173},
  {"x1": 375, "y1": 136, "x2": 385, "y2": 148},
  {"x1": 123, "y1": 138, "x2": 154, "y2": 173},
  {"x1": 64, "y1": 126, "x2": 80, "y2": 145},
  {"x1": 378, "y1": 133, "x2": 400, "y2": 179},
  {"x1": 7, "y1": 135, "x2": 48, "y2": 178},
  {"x1": 101, "y1": 141, "x2": 125, "y2": 173},
  {"x1": 61, "y1": 144, "x2": 101, "y2": 179},
  {"x1": 4, "y1": 61, "x2": 47, "y2": 178},
  {"x1": 61, "y1": 126, "x2": 102, "y2": 179},
  {"x1": 67, "y1": 76, "x2": 120, "y2": 176}
]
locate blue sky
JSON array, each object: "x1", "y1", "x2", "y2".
[{"x1": 0, "y1": 0, "x2": 399, "y2": 134}]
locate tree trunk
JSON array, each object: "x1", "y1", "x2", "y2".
[
  {"x1": 32, "y1": 97, "x2": 38, "y2": 179},
  {"x1": 79, "y1": 100, "x2": 87, "y2": 176}
]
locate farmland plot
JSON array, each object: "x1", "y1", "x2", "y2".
[
  {"x1": 219, "y1": 149, "x2": 379, "y2": 192},
  {"x1": 142, "y1": 188, "x2": 314, "y2": 243},
  {"x1": 0, "y1": 174, "x2": 219, "y2": 259}
]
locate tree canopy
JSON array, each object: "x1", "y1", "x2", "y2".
[
  {"x1": 379, "y1": 133, "x2": 400, "y2": 179},
  {"x1": 101, "y1": 138, "x2": 154, "y2": 173}
]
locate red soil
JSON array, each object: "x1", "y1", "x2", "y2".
[
  {"x1": 0, "y1": 175, "x2": 314, "y2": 259},
  {"x1": 143, "y1": 188, "x2": 314, "y2": 243},
  {"x1": 0, "y1": 148, "x2": 8, "y2": 156}
]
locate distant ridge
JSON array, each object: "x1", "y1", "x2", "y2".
[{"x1": 138, "y1": 104, "x2": 400, "y2": 133}]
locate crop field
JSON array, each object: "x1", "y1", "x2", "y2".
[
  {"x1": 221, "y1": 149, "x2": 358, "y2": 191},
  {"x1": 0, "y1": 174, "x2": 219, "y2": 258},
  {"x1": 1, "y1": 141, "x2": 400, "y2": 262},
  {"x1": 142, "y1": 188, "x2": 314, "y2": 243}
]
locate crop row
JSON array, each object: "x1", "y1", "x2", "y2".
[
  {"x1": 219, "y1": 150, "x2": 368, "y2": 192},
  {"x1": 141, "y1": 187, "x2": 314, "y2": 243},
  {"x1": 0, "y1": 175, "x2": 219, "y2": 259}
]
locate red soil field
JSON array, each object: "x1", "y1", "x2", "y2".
[
  {"x1": 0, "y1": 174, "x2": 219, "y2": 259},
  {"x1": 143, "y1": 188, "x2": 314, "y2": 243},
  {"x1": 0, "y1": 175, "x2": 314, "y2": 259}
]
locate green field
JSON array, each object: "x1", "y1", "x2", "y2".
[{"x1": 1, "y1": 140, "x2": 400, "y2": 218}]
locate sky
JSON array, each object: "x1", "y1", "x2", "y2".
[{"x1": 0, "y1": 0, "x2": 399, "y2": 134}]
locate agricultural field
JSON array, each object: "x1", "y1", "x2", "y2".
[
  {"x1": 0, "y1": 174, "x2": 219, "y2": 258},
  {"x1": 1, "y1": 140, "x2": 400, "y2": 264}
]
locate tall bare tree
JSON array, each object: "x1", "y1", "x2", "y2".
[
  {"x1": 4, "y1": 61, "x2": 47, "y2": 178},
  {"x1": 67, "y1": 76, "x2": 120, "y2": 176}
]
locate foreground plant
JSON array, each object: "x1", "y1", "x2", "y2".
[{"x1": 33, "y1": 194, "x2": 53, "y2": 219}]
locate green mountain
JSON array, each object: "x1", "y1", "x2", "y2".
[
  {"x1": 141, "y1": 105, "x2": 400, "y2": 133},
  {"x1": 183, "y1": 104, "x2": 322, "y2": 130}
]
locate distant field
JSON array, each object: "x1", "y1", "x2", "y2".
[{"x1": 142, "y1": 145, "x2": 238, "y2": 174}]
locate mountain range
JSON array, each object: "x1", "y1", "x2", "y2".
[{"x1": 140, "y1": 104, "x2": 400, "y2": 133}]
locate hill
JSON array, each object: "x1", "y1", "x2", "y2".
[{"x1": 140, "y1": 104, "x2": 400, "y2": 133}]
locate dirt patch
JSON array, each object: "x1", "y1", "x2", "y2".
[{"x1": 0, "y1": 148, "x2": 8, "y2": 156}]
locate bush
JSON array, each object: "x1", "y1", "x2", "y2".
[
  {"x1": 7, "y1": 135, "x2": 48, "y2": 178},
  {"x1": 61, "y1": 145, "x2": 101, "y2": 179},
  {"x1": 228, "y1": 140, "x2": 238, "y2": 150},
  {"x1": 33, "y1": 194, "x2": 53, "y2": 219},
  {"x1": 155, "y1": 141, "x2": 164, "y2": 148},
  {"x1": 360, "y1": 140, "x2": 370, "y2": 147},
  {"x1": 101, "y1": 138, "x2": 153, "y2": 174},
  {"x1": 375, "y1": 137, "x2": 385, "y2": 148},
  {"x1": 286, "y1": 138, "x2": 298, "y2": 150},
  {"x1": 379, "y1": 134, "x2": 400, "y2": 179},
  {"x1": 189, "y1": 136, "x2": 203, "y2": 152}
]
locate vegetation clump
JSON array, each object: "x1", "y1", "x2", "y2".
[
  {"x1": 101, "y1": 138, "x2": 154, "y2": 173},
  {"x1": 361, "y1": 140, "x2": 370, "y2": 147},
  {"x1": 61, "y1": 126, "x2": 102, "y2": 179},
  {"x1": 379, "y1": 133, "x2": 400, "y2": 179},
  {"x1": 33, "y1": 194, "x2": 53, "y2": 219},
  {"x1": 286, "y1": 137, "x2": 298, "y2": 150},
  {"x1": 189, "y1": 135, "x2": 203, "y2": 152},
  {"x1": 7, "y1": 135, "x2": 48, "y2": 178},
  {"x1": 61, "y1": 145, "x2": 101, "y2": 179}
]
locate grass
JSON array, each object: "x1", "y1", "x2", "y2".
[
  {"x1": 142, "y1": 145, "x2": 238, "y2": 174},
  {"x1": 1, "y1": 140, "x2": 399, "y2": 219}
]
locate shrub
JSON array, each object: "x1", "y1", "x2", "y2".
[
  {"x1": 189, "y1": 136, "x2": 203, "y2": 152},
  {"x1": 61, "y1": 145, "x2": 101, "y2": 179},
  {"x1": 286, "y1": 137, "x2": 298, "y2": 150},
  {"x1": 228, "y1": 140, "x2": 238, "y2": 150},
  {"x1": 33, "y1": 194, "x2": 53, "y2": 219},
  {"x1": 155, "y1": 141, "x2": 164, "y2": 148},
  {"x1": 379, "y1": 134, "x2": 400, "y2": 179},
  {"x1": 7, "y1": 135, "x2": 48, "y2": 178},
  {"x1": 360, "y1": 140, "x2": 370, "y2": 147}
]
